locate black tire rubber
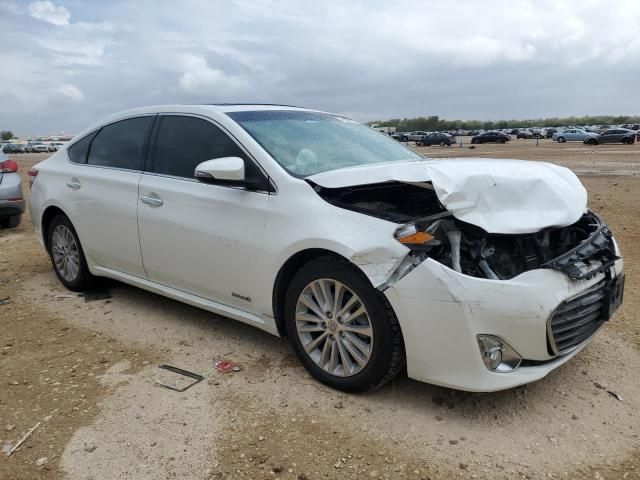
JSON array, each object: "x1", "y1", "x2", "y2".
[
  {"x1": 47, "y1": 214, "x2": 96, "y2": 291},
  {"x1": 557, "y1": 137, "x2": 566, "y2": 143},
  {"x1": 499, "y1": 139, "x2": 505, "y2": 144},
  {"x1": 588, "y1": 138, "x2": 597, "y2": 145},
  {"x1": 284, "y1": 256, "x2": 405, "y2": 393},
  {"x1": 0, "y1": 214, "x2": 21, "y2": 228}
]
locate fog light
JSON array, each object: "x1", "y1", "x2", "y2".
[{"x1": 477, "y1": 335, "x2": 522, "y2": 372}]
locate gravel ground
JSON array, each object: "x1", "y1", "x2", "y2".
[{"x1": 1, "y1": 141, "x2": 639, "y2": 480}]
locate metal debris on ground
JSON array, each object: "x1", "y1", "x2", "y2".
[
  {"x1": 81, "y1": 288, "x2": 112, "y2": 302},
  {"x1": 0, "y1": 297, "x2": 10, "y2": 305},
  {"x1": 607, "y1": 390, "x2": 624, "y2": 402},
  {"x1": 7, "y1": 421, "x2": 41, "y2": 456},
  {"x1": 214, "y1": 359, "x2": 242, "y2": 373},
  {"x1": 153, "y1": 364, "x2": 204, "y2": 392}
]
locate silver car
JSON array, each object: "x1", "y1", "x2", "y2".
[
  {"x1": 0, "y1": 152, "x2": 24, "y2": 228},
  {"x1": 552, "y1": 129, "x2": 590, "y2": 143}
]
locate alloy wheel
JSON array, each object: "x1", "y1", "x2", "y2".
[
  {"x1": 295, "y1": 278, "x2": 373, "y2": 377},
  {"x1": 51, "y1": 224, "x2": 80, "y2": 282}
]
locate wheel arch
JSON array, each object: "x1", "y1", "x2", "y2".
[
  {"x1": 41, "y1": 205, "x2": 69, "y2": 253},
  {"x1": 272, "y1": 248, "x2": 355, "y2": 336}
]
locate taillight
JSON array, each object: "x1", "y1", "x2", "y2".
[
  {"x1": 0, "y1": 159, "x2": 18, "y2": 173},
  {"x1": 28, "y1": 168, "x2": 38, "y2": 189}
]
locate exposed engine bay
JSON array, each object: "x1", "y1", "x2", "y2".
[{"x1": 312, "y1": 181, "x2": 619, "y2": 281}]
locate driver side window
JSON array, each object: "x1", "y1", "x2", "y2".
[{"x1": 147, "y1": 115, "x2": 264, "y2": 182}]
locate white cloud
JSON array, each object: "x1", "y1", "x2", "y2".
[
  {"x1": 28, "y1": 1, "x2": 70, "y2": 26},
  {"x1": 178, "y1": 54, "x2": 248, "y2": 94},
  {"x1": 57, "y1": 84, "x2": 83, "y2": 102}
]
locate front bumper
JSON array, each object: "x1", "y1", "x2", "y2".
[{"x1": 384, "y1": 255, "x2": 624, "y2": 392}]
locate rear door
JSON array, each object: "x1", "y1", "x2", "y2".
[
  {"x1": 137, "y1": 114, "x2": 270, "y2": 313},
  {"x1": 62, "y1": 115, "x2": 154, "y2": 277}
]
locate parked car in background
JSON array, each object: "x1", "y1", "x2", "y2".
[
  {"x1": 517, "y1": 130, "x2": 533, "y2": 139},
  {"x1": 2, "y1": 143, "x2": 26, "y2": 154},
  {"x1": 552, "y1": 129, "x2": 590, "y2": 143},
  {"x1": 406, "y1": 131, "x2": 430, "y2": 142},
  {"x1": 416, "y1": 132, "x2": 456, "y2": 146},
  {"x1": 530, "y1": 128, "x2": 544, "y2": 139},
  {"x1": 584, "y1": 128, "x2": 637, "y2": 145},
  {"x1": 471, "y1": 131, "x2": 511, "y2": 144},
  {"x1": 29, "y1": 104, "x2": 624, "y2": 393},
  {"x1": 545, "y1": 128, "x2": 557, "y2": 139},
  {"x1": 30, "y1": 142, "x2": 50, "y2": 153},
  {"x1": 49, "y1": 142, "x2": 66, "y2": 151},
  {"x1": 390, "y1": 132, "x2": 408, "y2": 142},
  {"x1": 0, "y1": 152, "x2": 24, "y2": 228}
]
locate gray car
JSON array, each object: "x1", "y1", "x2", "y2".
[
  {"x1": 552, "y1": 129, "x2": 590, "y2": 143},
  {"x1": 406, "y1": 131, "x2": 430, "y2": 142},
  {"x1": 0, "y1": 152, "x2": 24, "y2": 228},
  {"x1": 584, "y1": 128, "x2": 637, "y2": 145}
]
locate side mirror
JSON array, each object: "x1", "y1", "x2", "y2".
[{"x1": 195, "y1": 157, "x2": 245, "y2": 184}]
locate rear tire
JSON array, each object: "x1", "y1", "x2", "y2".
[
  {"x1": 47, "y1": 214, "x2": 96, "y2": 291},
  {"x1": 557, "y1": 137, "x2": 566, "y2": 143},
  {"x1": 588, "y1": 138, "x2": 597, "y2": 145},
  {"x1": 284, "y1": 256, "x2": 405, "y2": 393}
]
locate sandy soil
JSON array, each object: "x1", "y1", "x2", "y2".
[{"x1": 1, "y1": 143, "x2": 639, "y2": 480}]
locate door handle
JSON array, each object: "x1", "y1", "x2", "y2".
[
  {"x1": 140, "y1": 194, "x2": 163, "y2": 207},
  {"x1": 65, "y1": 178, "x2": 81, "y2": 190}
]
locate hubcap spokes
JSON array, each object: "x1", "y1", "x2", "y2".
[
  {"x1": 295, "y1": 279, "x2": 373, "y2": 377},
  {"x1": 51, "y1": 225, "x2": 80, "y2": 282}
]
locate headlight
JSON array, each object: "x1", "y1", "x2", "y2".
[{"x1": 476, "y1": 335, "x2": 522, "y2": 372}]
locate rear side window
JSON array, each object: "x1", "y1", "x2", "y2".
[
  {"x1": 149, "y1": 115, "x2": 260, "y2": 180},
  {"x1": 87, "y1": 116, "x2": 153, "y2": 170},
  {"x1": 67, "y1": 132, "x2": 96, "y2": 164}
]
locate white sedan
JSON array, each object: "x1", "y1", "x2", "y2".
[
  {"x1": 552, "y1": 129, "x2": 590, "y2": 142},
  {"x1": 28, "y1": 104, "x2": 624, "y2": 392}
]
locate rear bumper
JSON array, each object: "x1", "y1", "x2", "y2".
[
  {"x1": 0, "y1": 199, "x2": 25, "y2": 216},
  {"x1": 0, "y1": 173, "x2": 25, "y2": 216},
  {"x1": 385, "y1": 255, "x2": 623, "y2": 392}
]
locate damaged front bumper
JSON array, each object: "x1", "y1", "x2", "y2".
[{"x1": 383, "y1": 251, "x2": 624, "y2": 392}]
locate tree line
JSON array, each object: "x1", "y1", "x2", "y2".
[{"x1": 368, "y1": 115, "x2": 640, "y2": 132}]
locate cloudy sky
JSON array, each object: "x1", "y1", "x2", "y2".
[{"x1": 1, "y1": 0, "x2": 639, "y2": 135}]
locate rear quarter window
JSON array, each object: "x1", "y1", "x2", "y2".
[{"x1": 67, "y1": 132, "x2": 97, "y2": 164}]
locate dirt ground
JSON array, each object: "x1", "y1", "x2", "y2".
[{"x1": 1, "y1": 139, "x2": 639, "y2": 480}]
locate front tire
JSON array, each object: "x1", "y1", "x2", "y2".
[
  {"x1": 284, "y1": 256, "x2": 405, "y2": 393},
  {"x1": 47, "y1": 214, "x2": 96, "y2": 291},
  {"x1": 588, "y1": 138, "x2": 597, "y2": 145}
]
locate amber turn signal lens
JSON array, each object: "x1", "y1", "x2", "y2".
[{"x1": 397, "y1": 231, "x2": 434, "y2": 245}]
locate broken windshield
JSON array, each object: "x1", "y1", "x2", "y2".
[{"x1": 226, "y1": 110, "x2": 421, "y2": 177}]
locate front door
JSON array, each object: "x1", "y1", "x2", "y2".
[{"x1": 137, "y1": 114, "x2": 270, "y2": 314}]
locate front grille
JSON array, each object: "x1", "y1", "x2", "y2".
[{"x1": 548, "y1": 280, "x2": 607, "y2": 354}]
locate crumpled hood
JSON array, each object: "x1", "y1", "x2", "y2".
[{"x1": 306, "y1": 158, "x2": 587, "y2": 234}]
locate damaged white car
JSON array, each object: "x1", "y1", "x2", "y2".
[{"x1": 29, "y1": 105, "x2": 624, "y2": 392}]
